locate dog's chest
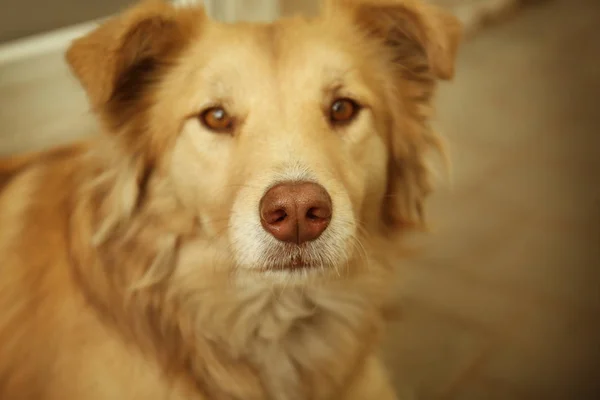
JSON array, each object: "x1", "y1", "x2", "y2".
[{"x1": 188, "y1": 287, "x2": 378, "y2": 400}]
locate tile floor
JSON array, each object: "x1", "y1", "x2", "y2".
[{"x1": 1, "y1": 0, "x2": 599, "y2": 399}]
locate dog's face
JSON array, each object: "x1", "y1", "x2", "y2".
[
  {"x1": 168, "y1": 20, "x2": 394, "y2": 275},
  {"x1": 67, "y1": 0, "x2": 460, "y2": 280}
]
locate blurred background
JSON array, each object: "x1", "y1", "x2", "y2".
[{"x1": 0, "y1": 0, "x2": 598, "y2": 398}]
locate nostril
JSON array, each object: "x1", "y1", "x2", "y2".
[
  {"x1": 262, "y1": 208, "x2": 288, "y2": 225},
  {"x1": 306, "y1": 207, "x2": 331, "y2": 221},
  {"x1": 274, "y1": 212, "x2": 287, "y2": 223}
]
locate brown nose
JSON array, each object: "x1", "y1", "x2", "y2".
[{"x1": 260, "y1": 182, "x2": 332, "y2": 244}]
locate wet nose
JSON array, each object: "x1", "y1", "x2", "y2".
[{"x1": 260, "y1": 182, "x2": 332, "y2": 244}]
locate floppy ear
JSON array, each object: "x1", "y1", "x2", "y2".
[
  {"x1": 66, "y1": 0, "x2": 205, "y2": 181},
  {"x1": 325, "y1": 0, "x2": 461, "y2": 80},
  {"x1": 66, "y1": 0, "x2": 202, "y2": 109},
  {"x1": 326, "y1": 0, "x2": 462, "y2": 229}
]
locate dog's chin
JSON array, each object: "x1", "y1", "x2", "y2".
[{"x1": 244, "y1": 242, "x2": 350, "y2": 282}]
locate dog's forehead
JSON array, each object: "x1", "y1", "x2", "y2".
[{"x1": 185, "y1": 19, "x2": 364, "y2": 92}]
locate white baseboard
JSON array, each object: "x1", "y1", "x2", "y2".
[{"x1": 0, "y1": 20, "x2": 102, "y2": 66}]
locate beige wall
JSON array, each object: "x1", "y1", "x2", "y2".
[{"x1": 0, "y1": 0, "x2": 133, "y2": 43}]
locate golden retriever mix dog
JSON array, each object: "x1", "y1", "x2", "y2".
[{"x1": 0, "y1": 0, "x2": 460, "y2": 398}]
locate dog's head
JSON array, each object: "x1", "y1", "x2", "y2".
[{"x1": 67, "y1": 0, "x2": 460, "y2": 280}]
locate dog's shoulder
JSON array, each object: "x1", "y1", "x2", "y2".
[{"x1": 0, "y1": 141, "x2": 91, "y2": 195}]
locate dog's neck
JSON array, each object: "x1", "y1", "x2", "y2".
[{"x1": 67, "y1": 157, "x2": 392, "y2": 400}]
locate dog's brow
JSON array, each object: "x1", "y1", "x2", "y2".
[
  {"x1": 320, "y1": 66, "x2": 355, "y2": 95},
  {"x1": 325, "y1": 65, "x2": 353, "y2": 82},
  {"x1": 205, "y1": 77, "x2": 232, "y2": 99}
]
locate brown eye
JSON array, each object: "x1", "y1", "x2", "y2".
[
  {"x1": 329, "y1": 98, "x2": 359, "y2": 124},
  {"x1": 200, "y1": 107, "x2": 234, "y2": 133}
]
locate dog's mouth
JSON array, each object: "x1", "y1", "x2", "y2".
[
  {"x1": 270, "y1": 255, "x2": 317, "y2": 271},
  {"x1": 260, "y1": 245, "x2": 322, "y2": 272}
]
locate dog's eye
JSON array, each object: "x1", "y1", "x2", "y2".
[
  {"x1": 200, "y1": 107, "x2": 234, "y2": 133},
  {"x1": 329, "y1": 98, "x2": 360, "y2": 125}
]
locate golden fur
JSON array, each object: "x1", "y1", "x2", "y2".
[{"x1": 0, "y1": 0, "x2": 461, "y2": 398}]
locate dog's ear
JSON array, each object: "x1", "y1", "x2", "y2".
[
  {"x1": 66, "y1": 0, "x2": 203, "y2": 108},
  {"x1": 67, "y1": 0, "x2": 204, "y2": 168},
  {"x1": 327, "y1": 0, "x2": 462, "y2": 229},
  {"x1": 325, "y1": 0, "x2": 461, "y2": 80}
]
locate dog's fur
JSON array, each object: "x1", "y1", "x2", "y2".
[{"x1": 0, "y1": 1, "x2": 461, "y2": 399}]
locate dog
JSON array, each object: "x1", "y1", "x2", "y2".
[{"x1": 0, "y1": 0, "x2": 461, "y2": 398}]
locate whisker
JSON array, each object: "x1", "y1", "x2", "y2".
[{"x1": 350, "y1": 236, "x2": 371, "y2": 272}]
